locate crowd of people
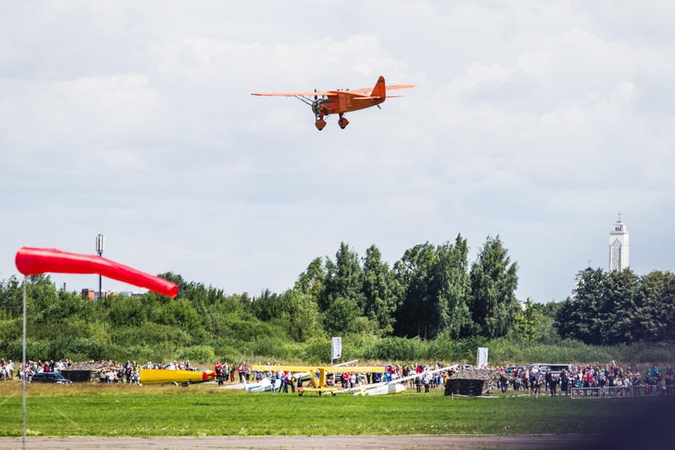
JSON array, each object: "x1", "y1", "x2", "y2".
[
  {"x1": 210, "y1": 361, "x2": 457, "y2": 393},
  {"x1": 498, "y1": 361, "x2": 675, "y2": 397},
  {"x1": 99, "y1": 359, "x2": 196, "y2": 384},
  {"x1": 5, "y1": 355, "x2": 675, "y2": 398},
  {"x1": 0, "y1": 358, "x2": 73, "y2": 382}
]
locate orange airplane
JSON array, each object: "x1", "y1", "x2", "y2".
[{"x1": 251, "y1": 76, "x2": 415, "y2": 130}]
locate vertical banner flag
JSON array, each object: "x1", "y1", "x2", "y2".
[
  {"x1": 331, "y1": 337, "x2": 342, "y2": 360},
  {"x1": 477, "y1": 347, "x2": 489, "y2": 369}
]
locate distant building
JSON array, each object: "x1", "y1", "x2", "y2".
[
  {"x1": 81, "y1": 289, "x2": 144, "y2": 300},
  {"x1": 609, "y1": 215, "x2": 629, "y2": 272}
]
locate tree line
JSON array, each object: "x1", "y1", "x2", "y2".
[
  {"x1": 0, "y1": 235, "x2": 519, "y2": 361},
  {"x1": 556, "y1": 268, "x2": 675, "y2": 345},
  {"x1": 0, "y1": 235, "x2": 673, "y2": 364}
]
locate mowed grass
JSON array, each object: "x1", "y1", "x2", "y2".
[{"x1": 0, "y1": 382, "x2": 664, "y2": 437}]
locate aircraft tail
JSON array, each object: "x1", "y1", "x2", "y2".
[{"x1": 370, "y1": 76, "x2": 386, "y2": 98}]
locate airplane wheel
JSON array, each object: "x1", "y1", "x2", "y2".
[
  {"x1": 315, "y1": 118, "x2": 326, "y2": 130},
  {"x1": 338, "y1": 117, "x2": 349, "y2": 129}
]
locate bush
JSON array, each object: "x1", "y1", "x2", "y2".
[
  {"x1": 177, "y1": 345, "x2": 216, "y2": 364},
  {"x1": 362, "y1": 337, "x2": 428, "y2": 361},
  {"x1": 302, "y1": 338, "x2": 331, "y2": 364}
]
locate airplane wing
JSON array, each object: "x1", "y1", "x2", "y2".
[
  {"x1": 342, "y1": 83, "x2": 416, "y2": 95},
  {"x1": 251, "y1": 84, "x2": 415, "y2": 97},
  {"x1": 384, "y1": 84, "x2": 416, "y2": 90},
  {"x1": 383, "y1": 366, "x2": 452, "y2": 386},
  {"x1": 352, "y1": 366, "x2": 452, "y2": 396},
  {"x1": 251, "y1": 90, "x2": 338, "y2": 97}
]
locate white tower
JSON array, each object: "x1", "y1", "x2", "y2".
[{"x1": 609, "y1": 214, "x2": 629, "y2": 272}]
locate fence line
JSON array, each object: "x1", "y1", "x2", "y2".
[{"x1": 570, "y1": 384, "x2": 675, "y2": 399}]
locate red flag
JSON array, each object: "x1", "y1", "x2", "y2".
[{"x1": 15, "y1": 247, "x2": 178, "y2": 298}]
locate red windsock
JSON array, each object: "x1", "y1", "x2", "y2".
[{"x1": 15, "y1": 247, "x2": 178, "y2": 298}]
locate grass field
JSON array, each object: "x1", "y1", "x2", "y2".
[{"x1": 0, "y1": 381, "x2": 667, "y2": 437}]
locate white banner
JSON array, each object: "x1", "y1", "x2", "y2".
[
  {"x1": 331, "y1": 337, "x2": 342, "y2": 360},
  {"x1": 477, "y1": 347, "x2": 489, "y2": 369}
]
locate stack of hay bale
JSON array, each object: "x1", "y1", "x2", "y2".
[
  {"x1": 60, "y1": 361, "x2": 122, "y2": 383},
  {"x1": 444, "y1": 368, "x2": 512, "y2": 396}
]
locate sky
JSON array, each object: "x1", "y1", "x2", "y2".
[{"x1": 1, "y1": 1, "x2": 673, "y2": 303}]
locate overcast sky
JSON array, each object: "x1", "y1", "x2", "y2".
[{"x1": 1, "y1": 1, "x2": 673, "y2": 303}]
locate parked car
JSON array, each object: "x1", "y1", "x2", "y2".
[
  {"x1": 31, "y1": 372, "x2": 72, "y2": 384},
  {"x1": 504, "y1": 366, "x2": 525, "y2": 376},
  {"x1": 526, "y1": 363, "x2": 576, "y2": 378}
]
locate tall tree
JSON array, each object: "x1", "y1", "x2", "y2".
[
  {"x1": 601, "y1": 269, "x2": 639, "y2": 344},
  {"x1": 556, "y1": 268, "x2": 603, "y2": 344},
  {"x1": 512, "y1": 298, "x2": 554, "y2": 342},
  {"x1": 469, "y1": 236, "x2": 519, "y2": 339},
  {"x1": 393, "y1": 242, "x2": 437, "y2": 338},
  {"x1": 321, "y1": 243, "x2": 364, "y2": 313},
  {"x1": 281, "y1": 289, "x2": 323, "y2": 341},
  {"x1": 633, "y1": 270, "x2": 675, "y2": 342},
  {"x1": 361, "y1": 245, "x2": 401, "y2": 335},
  {"x1": 294, "y1": 257, "x2": 326, "y2": 301},
  {"x1": 435, "y1": 236, "x2": 473, "y2": 339}
]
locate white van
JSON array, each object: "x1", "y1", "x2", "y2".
[{"x1": 527, "y1": 363, "x2": 576, "y2": 378}]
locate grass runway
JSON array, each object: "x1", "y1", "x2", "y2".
[{"x1": 0, "y1": 382, "x2": 664, "y2": 437}]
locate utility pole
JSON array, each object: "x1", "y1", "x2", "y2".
[{"x1": 96, "y1": 233, "x2": 104, "y2": 299}]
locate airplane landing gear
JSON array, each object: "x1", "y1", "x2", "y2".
[
  {"x1": 315, "y1": 118, "x2": 326, "y2": 130},
  {"x1": 338, "y1": 115, "x2": 349, "y2": 129}
]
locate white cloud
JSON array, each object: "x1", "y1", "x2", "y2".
[{"x1": 1, "y1": 1, "x2": 673, "y2": 303}]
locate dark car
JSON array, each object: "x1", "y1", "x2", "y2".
[{"x1": 31, "y1": 372, "x2": 72, "y2": 384}]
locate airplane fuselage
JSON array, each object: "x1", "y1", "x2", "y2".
[{"x1": 316, "y1": 93, "x2": 385, "y2": 116}]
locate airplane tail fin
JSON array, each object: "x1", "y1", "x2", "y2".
[{"x1": 370, "y1": 76, "x2": 386, "y2": 98}]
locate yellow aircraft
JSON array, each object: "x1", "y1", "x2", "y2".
[
  {"x1": 250, "y1": 364, "x2": 386, "y2": 396},
  {"x1": 139, "y1": 368, "x2": 216, "y2": 385}
]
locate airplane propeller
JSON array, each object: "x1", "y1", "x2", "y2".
[{"x1": 312, "y1": 89, "x2": 321, "y2": 118}]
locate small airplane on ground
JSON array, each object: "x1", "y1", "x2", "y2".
[
  {"x1": 221, "y1": 377, "x2": 279, "y2": 392},
  {"x1": 222, "y1": 360, "x2": 359, "y2": 393},
  {"x1": 352, "y1": 366, "x2": 453, "y2": 396},
  {"x1": 251, "y1": 76, "x2": 415, "y2": 130},
  {"x1": 219, "y1": 363, "x2": 453, "y2": 396},
  {"x1": 249, "y1": 363, "x2": 398, "y2": 396},
  {"x1": 139, "y1": 368, "x2": 216, "y2": 386}
]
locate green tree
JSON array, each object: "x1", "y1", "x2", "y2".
[
  {"x1": 435, "y1": 236, "x2": 473, "y2": 339},
  {"x1": 0, "y1": 276, "x2": 23, "y2": 319},
  {"x1": 282, "y1": 289, "x2": 323, "y2": 341},
  {"x1": 322, "y1": 297, "x2": 360, "y2": 335},
  {"x1": 633, "y1": 270, "x2": 675, "y2": 342},
  {"x1": 361, "y1": 245, "x2": 401, "y2": 335},
  {"x1": 601, "y1": 269, "x2": 639, "y2": 344},
  {"x1": 556, "y1": 268, "x2": 603, "y2": 344},
  {"x1": 393, "y1": 242, "x2": 437, "y2": 338},
  {"x1": 469, "y1": 236, "x2": 519, "y2": 339},
  {"x1": 512, "y1": 298, "x2": 554, "y2": 342},
  {"x1": 321, "y1": 243, "x2": 364, "y2": 313},
  {"x1": 294, "y1": 257, "x2": 326, "y2": 300}
]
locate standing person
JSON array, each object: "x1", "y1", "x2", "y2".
[
  {"x1": 415, "y1": 375, "x2": 422, "y2": 393},
  {"x1": 215, "y1": 362, "x2": 223, "y2": 386},
  {"x1": 545, "y1": 368, "x2": 552, "y2": 394},
  {"x1": 423, "y1": 372, "x2": 431, "y2": 393},
  {"x1": 245, "y1": 362, "x2": 251, "y2": 382},
  {"x1": 500, "y1": 375, "x2": 509, "y2": 393},
  {"x1": 289, "y1": 373, "x2": 296, "y2": 394},
  {"x1": 6, "y1": 360, "x2": 14, "y2": 380},
  {"x1": 550, "y1": 375, "x2": 558, "y2": 397},
  {"x1": 560, "y1": 369, "x2": 569, "y2": 395}
]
